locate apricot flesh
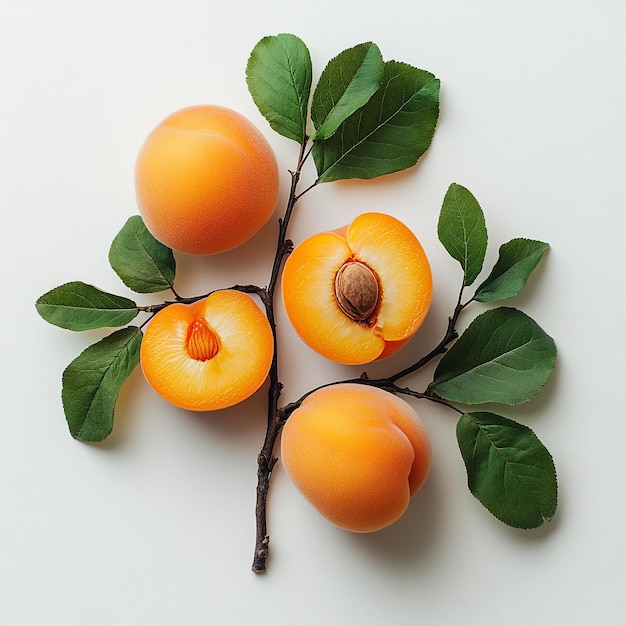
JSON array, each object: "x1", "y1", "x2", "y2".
[
  {"x1": 280, "y1": 384, "x2": 431, "y2": 532},
  {"x1": 135, "y1": 105, "x2": 279, "y2": 255},
  {"x1": 281, "y1": 212, "x2": 432, "y2": 365},
  {"x1": 140, "y1": 290, "x2": 273, "y2": 411}
]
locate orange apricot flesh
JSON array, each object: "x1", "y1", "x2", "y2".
[
  {"x1": 135, "y1": 105, "x2": 279, "y2": 255},
  {"x1": 140, "y1": 290, "x2": 273, "y2": 411},
  {"x1": 281, "y1": 212, "x2": 432, "y2": 365},
  {"x1": 281, "y1": 384, "x2": 431, "y2": 532}
]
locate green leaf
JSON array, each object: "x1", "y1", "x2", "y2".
[
  {"x1": 246, "y1": 33, "x2": 312, "y2": 143},
  {"x1": 456, "y1": 412, "x2": 557, "y2": 528},
  {"x1": 474, "y1": 238, "x2": 549, "y2": 303},
  {"x1": 62, "y1": 326, "x2": 142, "y2": 442},
  {"x1": 36, "y1": 282, "x2": 138, "y2": 331},
  {"x1": 109, "y1": 215, "x2": 176, "y2": 294},
  {"x1": 429, "y1": 307, "x2": 556, "y2": 405},
  {"x1": 312, "y1": 60, "x2": 440, "y2": 182},
  {"x1": 438, "y1": 183, "x2": 488, "y2": 286},
  {"x1": 311, "y1": 42, "x2": 384, "y2": 141}
]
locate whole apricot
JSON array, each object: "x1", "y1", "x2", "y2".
[
  {"x1": 281, "y1": 383, "x2": 431, "y2": 532},
  {"x1": 140, "y1": 290, "x2": 273, "y2": 411},
  {"x1": 281, "y1": 212, "x2": 432, "y2": 365},
  {"x1": 135, "y1": 105, "x2": 279, "y2": 255}
]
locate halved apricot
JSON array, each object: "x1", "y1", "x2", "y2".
[
  {"x1": 281, "y1": 212, "x2": 432, "y2": 364},
  {"x1": 140, "y1": 290, "x2": 273, "y2": 411}
]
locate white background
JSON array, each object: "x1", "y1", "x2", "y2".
[{"x1": 2, "y1": 1, "x2": 625, "y2": 624}]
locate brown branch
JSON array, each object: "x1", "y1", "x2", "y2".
[
  {"x1": 136, "y1": 284, "x2": 266, "y2": 316},
  {"x1": 251, "y1": 137, "x2": 312, "y2": 574}
]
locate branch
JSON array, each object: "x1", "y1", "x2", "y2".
[
  {"x1": 251, "y1": 137, "x2": 311, "y2": 574},
  {"x1": 387, "y1": 282, "x2": 467, "y2": 383},
  {"x1": 136, "y1": 284, "x2": 267, "y2": 316}
]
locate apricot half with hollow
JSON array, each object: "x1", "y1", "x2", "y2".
[
  {"x1": 140, "y1": 290, "x2": 273, "y2": 411},
  {"x1": 281, "y1": 212, "x2": 432, "y2": 365}
]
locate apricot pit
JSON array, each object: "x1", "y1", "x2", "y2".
[{"x1": 334, "y1": 261, "x2": 379, "y2": 323}]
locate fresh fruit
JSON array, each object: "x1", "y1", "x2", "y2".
[
  {"x1": 140, "y1": 290, "x2": 273, "y2": 411},
  {"x1": 135, "y1": 104, "x2": 280, "y2": 255},
  {"x1": 281, "y1": 212, "x2": 432, "y2": 365},
  {"x1": 280, "y1": 383, "x2": 431, "y2": 532}
]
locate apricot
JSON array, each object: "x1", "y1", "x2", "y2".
[
  {"x1": 281, "y1": 384, "x2": 431, "y2": 532},
  {"x1": 281, "y1": 212, "x2": 432, "y2": 365},
  {"x1": 135, "y1": 105, "x2": 280, "y2": 255},
  {"x1": 140, "y1": 290, "x2": 273, "y2": 411}
]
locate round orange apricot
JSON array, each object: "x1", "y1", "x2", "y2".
[
  {"x1": 281, "y1": 212, "x2": 432, "y2": 365},
  {"x1": 281, "y1": 384, "x2": 431, "y2": 532},
  {"x1": 135, "y1": 105, "x2": 280, "y2": 255},
  {"x1": 140, "y1": 290, "x2": 273, "y2": 411}
]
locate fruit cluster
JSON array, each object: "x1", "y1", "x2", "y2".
[
  {"x1": 135, "y1": 104, "x2": 434, "y2": 533},
  {"x1": 37, "y1": 35, "x2": 557, "y2": 575}
]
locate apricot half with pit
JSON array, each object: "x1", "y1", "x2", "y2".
[{"x1": 281, "y1": 212, "x2": 433, "y2": 365}]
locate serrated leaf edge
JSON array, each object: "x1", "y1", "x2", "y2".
[
  {"x1": 458, "y1": 412, "x2": 558, "y2": 529},
  {"x1": 474, "y1": 238, "x2": 550, "y2": 303}
]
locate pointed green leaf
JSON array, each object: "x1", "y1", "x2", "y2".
[
  {"x1": 438, "y1": 183, "x2": 488, "y2": 286},
  {"x1": 109, "y1": 215, "x2": 176, "y2": 294},
  {"x1": 36, "y1": 281, "x2": 138, "y2": 331},
  {"x1": 246, "y1": 33, "x2": 312, "y2": 143},
  {"x1": 429, "y1": 307, "x2": 556, "y2": 405},
  {"x1": 312, "y1": 60, "x2": 439, "y2": 182},
  {"x1": 474, "y1": 238, "x2": 549, "y2": 303},
  {"x1": 457, "y1": 412, "x2": 557, "y2": 528},
  {"x1": 311, "y1": 42, "x2": 383, "y2": 141},
  {"x1": 62, "y1": 326, "x2": 142, "y2": 442}
]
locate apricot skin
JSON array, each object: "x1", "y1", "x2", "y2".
[
  {"x1": 280, "y1": 384, "x2": 431, "y2": 532},
  {"x1": 135, "y1": 105, "x2": 279, "y2": 255}
]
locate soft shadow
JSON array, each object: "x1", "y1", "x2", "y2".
[
  {"x1": 515, "y1": 511, "x2": 562, "y2": 543},
  {"x1": 170, "y1": 380, "x2": 270, "y2": 448},
  {"x1": 344, "y1": 466, "x2": 445, "y2": 573},
  {"x1": 92, "y1": 367, "x2": 146, "y2": 450},
  {"x1": 171, "y1": 217, "x2": 280, "y2": 297},
  {"x1": 360, "y1": 288, "x2": 456, "y2": 387},
  {"x1": 334, "y1": 160, "x2": 427, "y2": 191},
  {"x1": 93, "y1": 372, "x2": 270, "y2": 452}
]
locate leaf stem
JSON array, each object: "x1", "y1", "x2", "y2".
[{"x1": 294, "y1": 180, "x2": 317, "y2": 202}]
